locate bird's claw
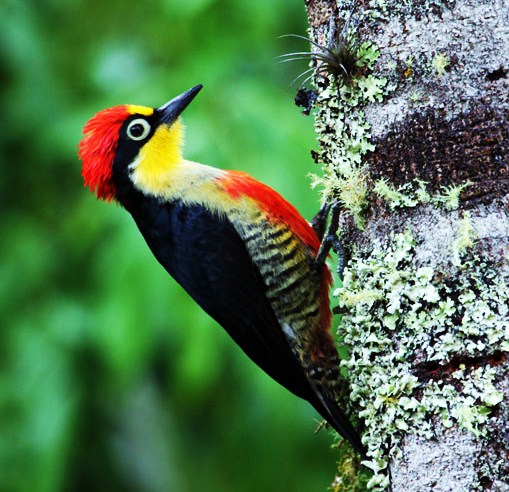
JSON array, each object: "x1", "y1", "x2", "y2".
[{"x1": 313, "y1": 202, "x2": 345, "y2": 280}]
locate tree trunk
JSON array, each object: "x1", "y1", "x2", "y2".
[{"x1": 300, "y1": 0, "x2": 509, "y2": 490}]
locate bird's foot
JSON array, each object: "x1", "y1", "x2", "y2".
[
  {"x1": 313, "y1": 202, "x2": 345, "y2": 280},
  {"x1": 311, "y1": 202, "x2": 331, "y2": 241}
]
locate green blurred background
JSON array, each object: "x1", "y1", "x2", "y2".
[{"x1": 1, "y1": 1, "x2": 340, "y2": 491}]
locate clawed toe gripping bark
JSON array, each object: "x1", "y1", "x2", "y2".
[{"x1": 312, "y1": 202, "x2": 345, "y2": 279}]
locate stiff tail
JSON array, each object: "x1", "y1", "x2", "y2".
[{"x1": 310, "y1": 392, "x2": 366, "y2": 457}]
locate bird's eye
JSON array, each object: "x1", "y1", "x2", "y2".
[{"x1": 127, "y1": 118, "x2": 151, "y2": 141}]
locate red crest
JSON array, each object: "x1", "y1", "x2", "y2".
[{"x1": 78, "y1": 105, "x2": 131, "y2": 201}]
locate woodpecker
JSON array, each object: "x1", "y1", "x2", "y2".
[{"x1": 79, "y1": 85, "x2": 363, "y2": 454}]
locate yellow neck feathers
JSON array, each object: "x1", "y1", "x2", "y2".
[
  {"x1": 128, "y1": 119, "x2": 225, "y2": 202},
  {"x1": 129, "y1": 119, "x2": 185, "y2": 195}
]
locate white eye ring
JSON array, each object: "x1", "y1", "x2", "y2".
[{"x1": 127, "y1": 118, "x2": 151, "y2": 141}]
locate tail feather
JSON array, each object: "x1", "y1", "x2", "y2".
[{"x1": 309, "y1": 391, "x2": 366, "y2": 457}]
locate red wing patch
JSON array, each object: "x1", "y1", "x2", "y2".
[
  {"x1": 221, "y1": 171, "x2": 333, "y2": 332},
  {"x1": 221, "y1": 171, "x2": 322, "y2": 253}
]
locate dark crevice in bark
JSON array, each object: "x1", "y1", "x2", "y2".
[
  {"x1": 413, "y1": 351, "x2": 506, "y2": 384},
  {"x1": 366, "y1": 106, "x2": 509, "y2": 205},
  {"x1": 486, "y1": 67, "x2": 508, "y2": 81}
]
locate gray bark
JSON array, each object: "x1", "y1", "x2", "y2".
[{"x1": 302, "y1": 0, "x2": 509, "y2": 490}]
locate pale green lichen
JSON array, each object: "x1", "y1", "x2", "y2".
[
  {"x1": 409, "y1": 90, "x2": 423, "y2": 103},
  {"x1": 373, "y1": 179, "x2": 430, "y2": 209},
  {"x1": 433, "y1": 182, "x2": 472, "y2": 210},
  {"x1": 432, "y1": 52, "x2": 450, "y2": 77},
  {"x1": 452, "y1": 212, "x2": 476, "y2": 266},
  {"x1": 356, "y1": 41, "x2": 383, "y2": 71},
  {"x1": 311, "y1": 40, "x2": 386, "y2": 228},
  {"x1": 306, "y1": 11, "x2": 502, "y2": 490},
  {"x1": 310, "y1": 167, "x2": 369, "y2": 228},
  {"x1": 373, "y1": 179, "x2": 472, "y2": 211},
  {"x1": 334, "y1": 230, "x2": 509, "y2": 490}
]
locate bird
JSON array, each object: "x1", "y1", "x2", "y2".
[{"x1": 78, "y1": 84, "x2": 364, "y2": 455}]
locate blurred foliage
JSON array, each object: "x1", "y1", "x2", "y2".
[{"x1": 0, "y1": 0, "x2": 340, "y2": 491}]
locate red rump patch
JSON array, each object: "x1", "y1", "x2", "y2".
[{"x1": 78, "y1": 105, "x2": 131, "y2": 201}]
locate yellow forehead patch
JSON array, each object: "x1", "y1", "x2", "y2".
[{"x1": 127, "y1": 105, "x2": 154, "y2": 116}]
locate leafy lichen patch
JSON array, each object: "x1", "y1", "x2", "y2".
[
  {"x1": 310, "y1": 40, "x2": 386, "y2": 228},
  {"x1": 335, "y1": 230, "x2": 509, "y2": 490},
  {"x1": 373, "y1": 179, "x2": 472, "y2": 212},
  {"x1": 432, "y1": 52, "x2": 451, "y2": 77},
  {"x1": 304, "y1": 4, "x2": 509, "y2": 489},
  {"x1": 451, "y1": 211, "x2": 476, "y2": 266}
]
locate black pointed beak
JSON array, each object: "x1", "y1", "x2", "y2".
[{"x1": 158, "y1": 84, "x2": 203, "y2": 125}]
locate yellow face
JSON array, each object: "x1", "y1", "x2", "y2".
[
  {"x1": 127, "y1": 113, "x2": 186, "y2": 195},
  {"x1": 116, "y1": 104, "x2": 224, "y2": 204},
  {"x1": 125, "y1": 113, "x2": 226, "y2": 206},
  {"x1": 79, "y1": 85, "x2": 204, "y2": 202}
]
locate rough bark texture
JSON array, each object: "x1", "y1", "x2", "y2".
[{"x1": 303, "y1": 0, "x2": 509, "y2": 490}]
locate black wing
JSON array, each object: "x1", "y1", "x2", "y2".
[
  {"x1": 139, "y1": 201, "x2": 316, "y2": 399},
  {"x1": 130, "y1": 199, "x2": 364, "y2": 454}
]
